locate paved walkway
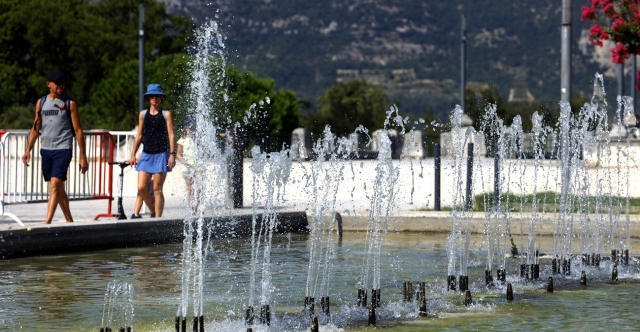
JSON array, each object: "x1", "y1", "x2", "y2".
[
  {"x1": 0, "y1": 196, "x2": 188, "y2": 230},
  {"x1": 4, "y1": 196, "x2": 640, "y2": 238}
]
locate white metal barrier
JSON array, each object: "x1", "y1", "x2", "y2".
[
  {"x1": 109, "y1": 130, "x2": 137, "y2": 162},
  {"x1": 1, "y1": 131, "x2": 116, "y2": 225}
]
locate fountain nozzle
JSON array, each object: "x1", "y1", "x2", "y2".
[
  {"x1": 464, "y1": 290, "x2": 472, "y2": 306},
  {"x1": 506, "y1": 283, "x2": 514, "y2": 302}
]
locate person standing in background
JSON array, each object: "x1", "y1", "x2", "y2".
[
  {"x1": 22, "y1": 70, "x2": 89, "y2": 224},
  {"x1": 129, "y1": 83, "x2": 176, "y2": 218},
  {"x1": 176, "y1": 117, "x2": 202, "y2": 214}
]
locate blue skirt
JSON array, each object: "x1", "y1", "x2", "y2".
[{"x1": 136, "y1": 151, "x2": 171, "y2": 174}]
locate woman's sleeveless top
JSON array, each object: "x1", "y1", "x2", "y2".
[
  {"x1": 40, "y1": 96, "x2": 74, "y2": 150},
  {"x1": 142, "y1": 110, "x2": 169, "y2": 154}
]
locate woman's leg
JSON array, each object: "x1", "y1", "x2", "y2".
[
  {"x1": 136, "y1": 171, "x2": 153, "y2": 214},
  {"x1": 185, "y1": 177, "x2": 194, "y2": 212},
  {"x1": 132, "y1": 195, "x2": 143, "y2": 216},
  {"x1": 153, "y1": 172, "x2": 167, "y2": 217},
  {"x1": 194, "y1": 174, "x2": 202, "y2": 213}
]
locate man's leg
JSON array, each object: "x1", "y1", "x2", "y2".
[{"x1": 45, "y1": 177, "x2": 72, "y2": 223}]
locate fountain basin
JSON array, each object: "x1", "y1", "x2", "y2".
[
  {"x1": 0, "y1": 211, "x2": 308, "y2": 259},
  {"x1": 1, "y1": 232, "x2": 638, "y2": 331}
]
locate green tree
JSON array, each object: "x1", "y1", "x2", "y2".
[
  {"x1": 223, "y1": 66, "x2": 303, "y2": 152},
  {"x1": 82, "y1": 54, "x2": 191, "y2": 130},
  {"x1": 0, "y1": 0, "x2": 193, "y2": 108},
  {"x1": 84, "y1": 54, "x2": 302, "y2": 137},
  {"x1": 0, "y1": 105, "x2": 34, "y2": 130},
  {"x1": 312, "y1": 79, "x2": 389, "y2": 137},
  {"x1": 465, "y1": 85, "x2": 508, "y2": 131}
]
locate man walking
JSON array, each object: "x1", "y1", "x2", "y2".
[{"x1": 22, "y1": 70, "x2": 89, "y2": 224}]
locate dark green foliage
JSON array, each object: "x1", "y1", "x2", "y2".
[
  {"x1": 0, "y1": 105, "x2": 35, "y2": 130},
  {"x1": 309, "y1": 79, "x2": 389, "y2": 136},
  {"x1": 0, "y1": 0, "x2": 193, "y2": 113},
  {"x1": 82, "y1": 54, "x2": 191, "y2": 130}
]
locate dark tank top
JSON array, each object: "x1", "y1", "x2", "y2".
[{"x1": 142, "y1": 110, "x2": 169, "y2": 154}]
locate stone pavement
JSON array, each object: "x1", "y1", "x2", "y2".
[{"x1": 4, "y1": 195, "x2": 640, "y2": 237}]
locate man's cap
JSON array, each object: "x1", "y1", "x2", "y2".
[
  {"x1": 144, "y1": 83, "x2": 167, "y2": 97},
  {"x1": 46, "y1": 70, "x2": 66, "y2": 82}
]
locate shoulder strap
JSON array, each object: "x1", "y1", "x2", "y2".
[
  {"x1": 38, "y1": 96, "x2": 47, "y2": 115},
  {"x1": 33, "y1": 95, "x2": 47, "y2": 130},
  {"x1": 64, "y1": 95, "x2": 75, "y2": 133},
  {"x1": 142, "y1": 109, "x2": 168, "y2": 120}
]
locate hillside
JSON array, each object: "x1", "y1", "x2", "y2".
[{"x1": 161, "y1": 0, "x2": 620, "y2": 120}]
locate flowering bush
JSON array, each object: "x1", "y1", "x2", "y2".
[
  {"x1": 582, "y1": 0, "x2": 640, "y2": 60},
  {"x1": 582, "y1": 0, "x2": 640, "y2": 89}
]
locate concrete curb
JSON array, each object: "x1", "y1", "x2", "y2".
[{"x1": 0, "y1": 211, "x2": 308, "y2": 259}]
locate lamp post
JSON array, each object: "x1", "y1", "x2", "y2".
[
  {"x1": 460, "y1": 14, "x2": 466, "y2": 112},
  {"x1": 561, "y1": 0, "x2": 572, "y2": 105},
  {"x1": 138, "y1": 4, "x2": 145, "y2": 111}
]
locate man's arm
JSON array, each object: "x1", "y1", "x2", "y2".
[
  {"x1": 22, "y1": 101, "x2": 42, "y2": 167},
  {"x1": 69, "y1": 100, "x2": 88, "y2": 174}
]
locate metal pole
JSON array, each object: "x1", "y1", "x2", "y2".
[
  {"x1": 434, "y1": 143, "x2": 441, "y2": 211},
  {"x1": 465, "y1": 143, "x2": 474, "y2": 211},
  {"x1": 138, "y1": 4, "x2": 145, "y2": 112},
  {"x1": 460, "y1": 15, "x2": 466, "y2": 111},
  {"x1": 560, "y1": 0, "x2": 572, "y2": 105},
  {"x1": 494, "y1": 150, "x2": 500, "y2": 209},
  {"x1": 618, "y1": 63, "x2": 625, "y2": 120},
  {"x1": 618, "y1": 63, "x2": 625, "y2": 99},
  {"x1": 227, "y1": 128, "x2": 244, "y2": 208},
  {"x1": 632, "y1": 56, "x2": 637, "y2": 116}
]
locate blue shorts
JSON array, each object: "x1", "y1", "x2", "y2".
[
  {"x1": 40, "y1": 149, "x2": 72, "y2": 182},
  {"x1": 136, "y1": 151, "x2": 171, "y2": 174}
]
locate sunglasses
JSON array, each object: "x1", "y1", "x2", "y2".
[
  {"x1": 52, "y1": 81, "x2": 66, "y2": 86},
  {"x1": 148, "y1": 95, "x2": 164, "y2": 99}
]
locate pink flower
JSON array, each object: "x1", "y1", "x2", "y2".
[
  {"x1": 603, "y1": 3, "x2": 616, "y2": 16},
  {"x1": 589, "y1": 24, "x2": 609, "y2": 45},
  {"x1": 590, "y1": 24, "x2": 605, "y2": 38},
  {"x1": 612, "y1": 18, "x2": 626, "y2": 32},
  {"x1": 636, "y1": 72, "x2": 640, "y2": 91},
  {"x1": 581, "y1": 6, "x2": 597, "y2": 20},
  {"x1": 610, "y1": 43, "x2": 630, "y2": 64}
]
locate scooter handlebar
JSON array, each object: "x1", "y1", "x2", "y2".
[{"x1": 108, "y1": 161, "x2": 131, "y2": 167}]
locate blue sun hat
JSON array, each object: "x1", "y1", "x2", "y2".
[{"x1": 144, "y1": 83, "x2": 167, "y2": 98}]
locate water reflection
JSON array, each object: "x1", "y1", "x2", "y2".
[{"x1": 0, "y1": 232, "x2": 639, "y2": 331}]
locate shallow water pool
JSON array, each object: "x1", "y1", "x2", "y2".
[{"x1": 0, "y1": 232, "x2": 638, "y2": 331}]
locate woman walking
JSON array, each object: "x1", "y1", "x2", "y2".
[{"x1": 129, "y1": 83, "x2": 176, "y2": 218}]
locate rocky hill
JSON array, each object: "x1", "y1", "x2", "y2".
[{"x1": 160, "y1": 0, "x2": 620, "y2": 119}]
